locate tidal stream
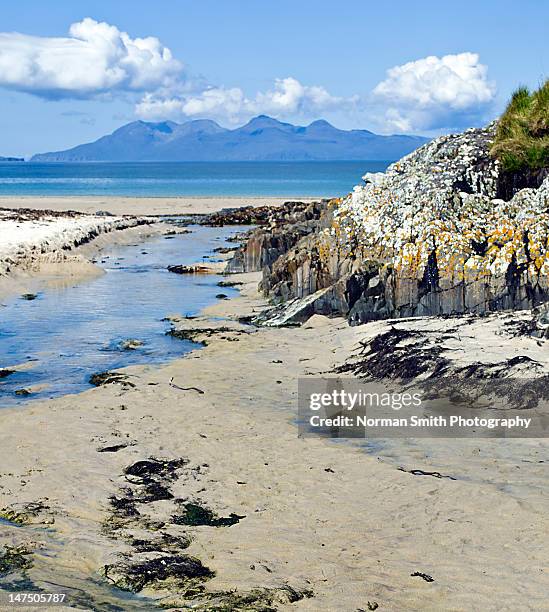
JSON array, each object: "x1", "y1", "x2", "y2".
[{"x1": 0, "y1": 224, "x2": 245, "y2": 407}]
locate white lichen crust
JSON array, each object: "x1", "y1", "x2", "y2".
[{"x1": 332, "y1": 124, "x2": 549, "y2": 287}]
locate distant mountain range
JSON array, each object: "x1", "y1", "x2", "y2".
[{"x1": 31, "y1": 116, "x2": 428, "y2": 162}]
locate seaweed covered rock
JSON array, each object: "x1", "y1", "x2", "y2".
[
  {"x1": 203, "y1": 200, "x2": 319, "y2": 227},
  {"x1": 89, "y1": 371, "x2": 135, "y2": 387},
  {"x1": 118, "y1": 338, "x2": 144, "y2": 351},
  {"x1": 104, "y1": 554, "x2": 214, "y2": 593},
  {"x1": 167, "y1": 265, "x2": 212, "y2": 275}
]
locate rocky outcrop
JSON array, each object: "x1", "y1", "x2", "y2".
[
  {"x1": 225, "y1": 200, "x2": 327, "y2": 274},
  {"x1": 233, "y1": 123, "x2": 549, "y2": 325},
  {"x1": 252, "y1": 287, "x2": 335, "y2": 327},
  {"x1": 200, "y1": 202, "x2": 313, "y2": 226}
]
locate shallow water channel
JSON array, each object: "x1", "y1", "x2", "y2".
[{"x1": 0, "y1": 224, "x2": 245, "y2": 407}]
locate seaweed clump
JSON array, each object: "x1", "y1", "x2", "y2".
[
  {"x1": 101, "y1": 457, "x2": 313, "y2": 609},
  {"x1": 172, "y1": 502, "x2": 245, "y2": 527},
  {"x1": 124, "y1": 458, "x2": 187, "y2": 503},
  {"x1": 164, "y1": 584, "x2": 314, "y2": 611},
  {"x1": 0, "y1": 546, "x2": 33, "y2": 577},
  {"x1": 0, "y1": 500, "x2": 51, "y2": 526},
  {"x1": 89, "y1": 371, "x2": 135, "y2": 387},
  {"x1": 337, "y1": 327, "x2": 450, "y2": 380},
  {"x1": 103, "y1": 554, "x2": 213, "y2": 593},
  {"x1": 167, "y1": 326, "x2": 238, "y2": 346}
]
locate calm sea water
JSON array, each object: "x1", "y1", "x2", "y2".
[{"x1": 0, "y1": 161, "x2": 389, "y2": 197}]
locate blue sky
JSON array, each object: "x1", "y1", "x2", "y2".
[{"x1": 0, "y1": 0, "x2": 547, "y2": 157}]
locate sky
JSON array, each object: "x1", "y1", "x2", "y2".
[{"x1": 0, "y1": 0, "x2": 547, "y2": 157}]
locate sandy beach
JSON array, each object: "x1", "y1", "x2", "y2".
[
  {"x1": 1, "y1": 236, "x2": 549, "y2": 610},
  {"x1": 0, "y1": 196, "x2": 311, "y2": 217}
]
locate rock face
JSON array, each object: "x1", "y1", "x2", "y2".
[
  {"x1": 226, "y1": 200, "x2": 327, "y2": 274},
  {"x1": 229, "y1": 123, "x2": 549, "y2": 325}
]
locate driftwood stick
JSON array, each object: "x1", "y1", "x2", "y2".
[{"x1": 169, "y1": 377, "x2": 205, "y2": 394}]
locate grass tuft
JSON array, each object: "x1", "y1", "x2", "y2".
[{"x1": 491, "y1": 80, "x2": 549, "y2": 172}]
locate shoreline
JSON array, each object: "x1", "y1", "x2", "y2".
[
  {"x1": 0, "y1": 196, "x2": 318, "y2": 217},
  {"x1": 0, "y1": 223, "x2": 177, "y2": 302},
  {"x1": 0, "y1": 196, "x2": 315, "y2": 300}
]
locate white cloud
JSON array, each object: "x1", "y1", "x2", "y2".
[
  {"x1": 0, "y1": 19, "x2": 497, "y2": 134},
  {"x1": 137, "y1": 87, "x2": 246, "y2": 122},
  {"x1": 372, "y1": 52, "x2": 496, "y2": 131},
  {"x1": 0, "y1": 17, "x2": 182, "y2": 98},
  {"x1": 254, "y1": 77, "x2": 347, "y2": 116},
  {"x1": 0, "y1": 19, "x2": 352, "y2": 124},
  {"x1": 136, "y1": 77, "x2": 353, "y2": 123}
]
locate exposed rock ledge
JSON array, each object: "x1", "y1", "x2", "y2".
[
  {"x1": 227, "y1": 124, "x2": 549, "y2": 324},
  {"x1": 0, "y1": 208, "x2": 150, "y2": 276}
]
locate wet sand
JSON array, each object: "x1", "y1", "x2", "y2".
[{"x1": 1, "y1": 267, "x2": 548, "y2": 610}]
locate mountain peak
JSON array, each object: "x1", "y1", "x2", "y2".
[
  {"x1": 241, "y1": 115, "x2": 294, "y2": 131},
  {"x1": 307, "y1": 119, "x2": 335, "y2": 129},
  {"x1": 114, "y1": 120, "x2": 177, "y2": 136},
  {"x1": 252, "y1": 114, "x2": 279, "y2": 123},
  {"x1": 145, "y1": 121, "x2": 178, "y2": 134},
  {"x1": 177, "y1": 119, "x2": 226, "y2": 135}
]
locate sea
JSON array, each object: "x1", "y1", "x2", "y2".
[{"x1": 0, "y1": 160, "x2": 390, "y2": 197}]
